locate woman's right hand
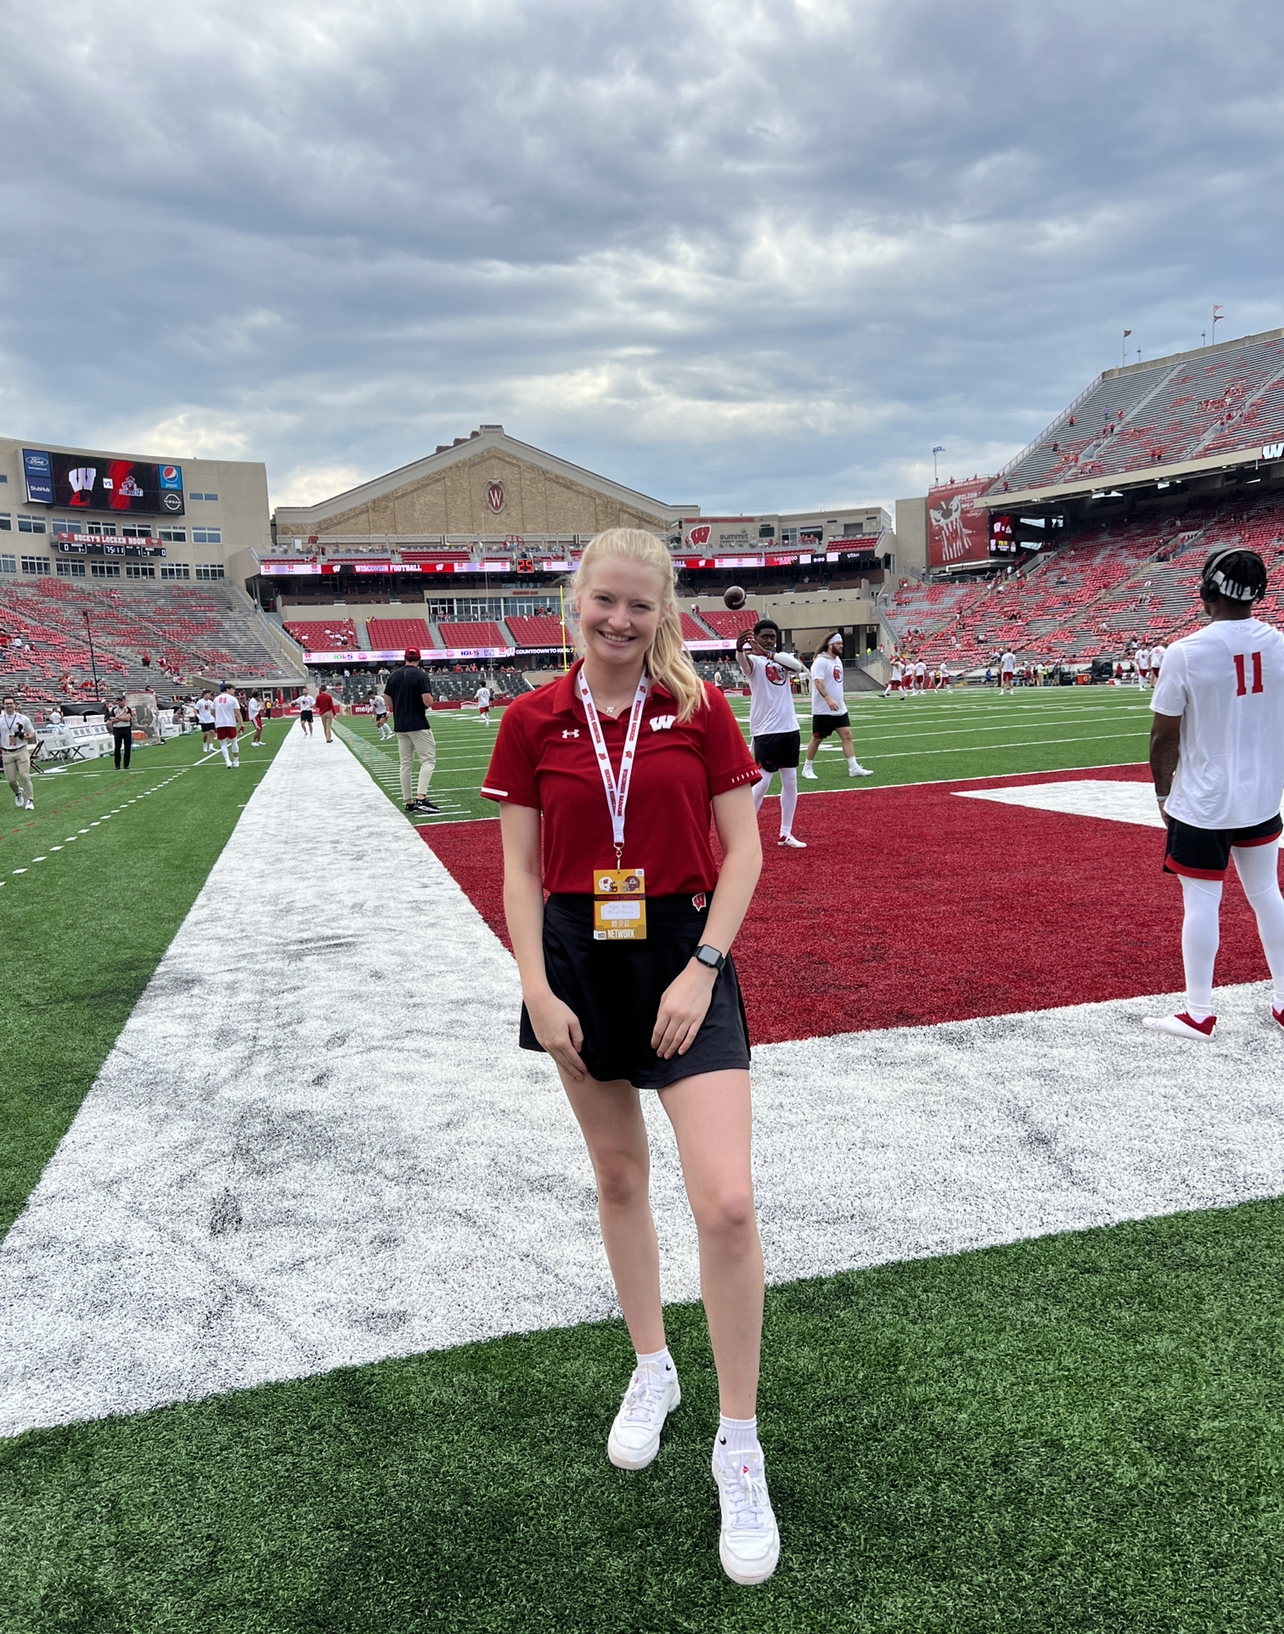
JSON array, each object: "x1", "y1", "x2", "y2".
[{"x1": 525, "y1": 990, "x2": 587, "y2": 1081}]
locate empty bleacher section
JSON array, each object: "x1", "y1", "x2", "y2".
[
  {"x1": 695, "y1": 607, "x2": 756, "y2": 640},
  {"x1": 505, "y1": 615, "x2": 568, "y2": 648},
  {"x1": 888, "y1": 491, "x2": 1284, "y2": 669},
  {"x1": 284, "y1": 618, "x2": 357, "y2": 650},
  {"x1": 0, "y1": 579, "x2": 295, "y2": 703},
  {"x1": 437, "y1": 621, "x2": 507, "y2": 649},
  {"x1": 993, "y1": 331, "x2": 1284, "y2": 496},
  {"x1": 365, "y1": 617, "x2": 436, "y2": 651}
]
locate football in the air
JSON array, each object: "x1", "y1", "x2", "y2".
[{"x1": 723, "y1": 585, "x2": 746, "y2": 609}]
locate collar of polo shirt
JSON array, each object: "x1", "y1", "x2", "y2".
[{"x1": 552, "y1": 658, "x2": 674, "y2": 723}]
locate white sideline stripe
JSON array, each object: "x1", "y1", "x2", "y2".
[
  {"x1": 1, "y1": 742, "x2": 1283, "y2": 1439},
  {"x1": 954, "y1": 779, "x2": 1167, "y2": 828}
]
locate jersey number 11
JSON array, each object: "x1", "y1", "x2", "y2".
[{"x1": 1233, "y1": 652, "x2": 1264, "y2": 696}]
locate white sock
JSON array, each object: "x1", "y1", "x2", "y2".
[
  {"x1": 1178, "y1": 873, "x2": 1222, "y2": 1018},
  {"x1": 635, "y1": 1345, "x2": 676, "y2": 1380},
  {"x1": 779, "y1": 766, "x2": 798, "y2": 837},
  {"x1": 716, "y1": 1413, "x2": 760, "y2": 1460},
  {"x1": 847, "y1": 756, "x2": 859, "y2": 773},
  {"x1": 1232, "y1": 841, "x2": 1284, "y2": 1006},
  {"x1": 219, "y1": 743, "x2": 231, "y2": 765},
  {"x1": 752, "y1": 768, "x2": 772, "y2": 814}
]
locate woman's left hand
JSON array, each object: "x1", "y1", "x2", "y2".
[{"x1": 651, "y1": 961, "x2": 718, "y2": 1059}]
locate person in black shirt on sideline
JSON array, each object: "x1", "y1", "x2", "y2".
[
  {"x1": 384, "y1": 648, "x2": 440, "y2": 814},
  {"x1": 107, "y1": 695, "x2": 135, "y2": 769}
]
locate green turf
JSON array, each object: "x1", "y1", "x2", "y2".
[
  {"x1": 4, "y1": 1198, "x2": 1283, "y2": 1633},
  {"x1": 0, "y1": 725, "x2": 289, "y2": 1238},
  {"x1": 337, "y1": 687, "x2": 1154, "y2": 827}
]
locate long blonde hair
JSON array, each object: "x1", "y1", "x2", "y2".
[{"x1": 571, "y1": 528, "x2": 706, "y2": 723}]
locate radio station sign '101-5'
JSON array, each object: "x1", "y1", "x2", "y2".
[{"x1": 23, "y1": 450, "x2": 184, "y2": 515}]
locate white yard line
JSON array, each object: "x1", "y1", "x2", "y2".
[{"x1": 1, "y1": 737, "x2": 1281, "y2": 1440}]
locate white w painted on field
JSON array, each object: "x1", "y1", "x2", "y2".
[{"x1": 1, "y1": 745, "x2": 1282, "y2": 1440}]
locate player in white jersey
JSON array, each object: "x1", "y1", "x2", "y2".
[
  {"x1": 737, "y1": 620, "x2": 807, "y2": 848},
  {"x1": 1148, "y1": 642, "x2": 1166, "y2": 684},
  {"x1": 195, "y1": 691, "x2": 217, "y2": 752},
  {"x1": 474, "y1": 684, "x2": 492, "y2": 723},
  {"x1": 883, "y1": 657, "x2": 904, "y2": 698},
  {"x1": 1144, "y1": 549, "x2": 1284, "y2": 1040},
  {"x1": 999, "y1": 650, "x2": 1017, "y2": 694},
  {"x1": 247, "y1": 692, "x2": 263, "y2": 743},
  {"x1": 913, "y1": 658, "x2": 927, "y2": 695},
  {"x1": 803, "y1": 635, "x2": 872, "y2": 781},
  {"x1": 1134, "y1": 646, "x2": 1151, "y2": 688},
  {"x1": 212, "y1": 686, "x2": 243, "y2": 768}
]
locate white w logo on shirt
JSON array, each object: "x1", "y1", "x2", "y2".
[{"x1": 650, "y1": 715, "x2": 676, "y2": 732}]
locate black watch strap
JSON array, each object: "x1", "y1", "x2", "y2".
[{"x1": 694, "y1": 944, "x2": 726, "y2": 973}]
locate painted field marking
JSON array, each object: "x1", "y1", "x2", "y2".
[
  {"x1": 955, "y1": 780, "x2": 1166, "y2": 828},
  {"x1": 0, "y1": 719, "x2": 1280, "y2": 1440}
]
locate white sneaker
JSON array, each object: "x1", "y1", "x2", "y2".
[
  {"x1": 778, "y1": 834, "x2": 806, "y2": 848},
  {"x1": 1142, "y1": 1011, "x2": 1216, "y2": 1041},
  {"x1": 848, "y1": 762, "x2": 873, "y2": 777},
  {"x1": 607, "y1": 1362, "x2": 681, "y2": 1470},
  {"x1": 801, "y1": 764, "x2": 818, "y2": 780},
  {"x1": 24, "y1": 800, "x2": 34, "y2": 810},
  {"x1": 13, "y1": 794, "x2": 22, "y2": 807},
  {"x1": 713, "y1": 1445, "x2": 780, "y2": 1585}
]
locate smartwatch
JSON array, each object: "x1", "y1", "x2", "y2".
[{"x1": 693, "y1": 944, "x2": 726, "y2": 974}]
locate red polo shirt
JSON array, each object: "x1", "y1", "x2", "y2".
[
  {"x1": 315, "y1": 691, "x2": 335, "y2": 714},
  {"x1": 481, "y1": 660, "x2": 759, "y2": 895}
]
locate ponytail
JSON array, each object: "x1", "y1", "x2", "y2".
[{"x1": 572, "y1": 528, "x2": 707, "y2": 724}]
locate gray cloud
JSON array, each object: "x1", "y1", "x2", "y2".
[{"x1": 2, "y1": 0, "x2": 1282, "y2": 512}]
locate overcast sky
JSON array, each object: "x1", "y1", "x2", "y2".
[{"x1": 2, "y1": 0, "x2": 1281, "y2": 517}]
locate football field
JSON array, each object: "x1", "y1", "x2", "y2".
[
  {"x1": 337, "y1": 685, "x2": 1159, "y2": 825},
  {"x1": 3, "y1": 693, "x2": 1284, "y2": 1634}
]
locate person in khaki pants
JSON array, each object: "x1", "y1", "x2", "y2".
[
  {"x1": 1, "y1": 694, "x2": 37, "y2": 810},
  {"x1": 383, "y1": 648, "x2": 440, "y2": 815}
]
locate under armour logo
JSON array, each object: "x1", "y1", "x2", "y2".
[
  {"x1": 562, "y1": 728, "x2": 579, "y2": 739},
  {"x1": 650, "y1": 715, "x2": 676, "y2": 731}
]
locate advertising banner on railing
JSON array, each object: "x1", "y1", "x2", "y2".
[{"x1": 927, "y1": 477, "x2": 992, "y2": 567}]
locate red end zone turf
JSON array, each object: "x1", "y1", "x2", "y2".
[{"x1": 421, "y1": 767, "x2": 1276, "y2": 1044}]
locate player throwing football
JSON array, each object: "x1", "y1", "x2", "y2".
[
  {"x1": 1145, "y1": 548, "x2": 1284, "y2": 1039},
  {"x1": 737, "y1": 620, "x2": 807, "y2": 848}
]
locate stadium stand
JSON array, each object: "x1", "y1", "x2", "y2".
[
  {"x1": 283, "y1": 619, "x2": 358, "y2": 650},
  {"x1": 365, "y1": 617, "x2": 436, "y2": 651},
  {"x1": 679, "y1": 613, "x2": 713, "y2": 643},
  {"x1": 992, "y1": 331, "x2": 1284, "y2": 495},
  {"x1": 0, "y1": 579, "x2": 292, "y2": 703},
  {"x1": 505, "y1": 615, "x2": 568, "y2": 648},
  {"x1": 437, "y1": 622, "x2": 508, "y2": 649},
  {"x1": 889, "y1": 490, "x2": 1284, "y2": 669},
  {"x1": 695, "y1": 607, "x2": 756, "y2": 640}
]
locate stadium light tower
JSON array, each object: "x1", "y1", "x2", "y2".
[{"x1": 82, "y1": 610, "x2": 102, "y2": 702}]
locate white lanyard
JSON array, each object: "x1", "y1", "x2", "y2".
[
  {"x1": 1, "y1": 713, "x2": 21, "y2": 748},
  {"x1": 576, "y1": 669, "x2": 650, "y2": 863}
]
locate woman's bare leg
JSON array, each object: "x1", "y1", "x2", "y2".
[
  {"x1": 659, "y1": 1068, "x2": 762, "y2": 1416},
  {"x1": 558, "y1": 1067, "x2": 666, "y2": 1354}
]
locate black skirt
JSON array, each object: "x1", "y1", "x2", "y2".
[{"x1": 520, "y1": 893, "x2": 751, "y2": 1089}]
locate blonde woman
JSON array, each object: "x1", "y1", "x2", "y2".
[{"x1": 481, "y1": 529, "x2": 778, "y2": 1585}]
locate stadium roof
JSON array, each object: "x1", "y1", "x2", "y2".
[{"x1": 976, "y1": 328, "x2": 1284, "y2": 510}]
